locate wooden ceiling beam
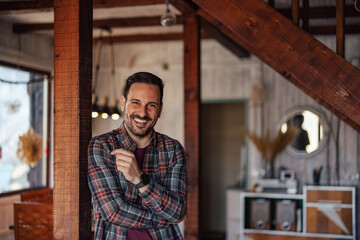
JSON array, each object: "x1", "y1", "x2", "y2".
[
  {"x1": 93, "y1": 31, "x2": 212, "y2": 44},
  {"x1": 13, "y1": 15, "x2": 183, "y2": 34},
  {"x1": 94, "y1": 33, "x2": 183, "y2": 43},
  {"x1": 0, "y1": 0, "x2": 165, "y2": 12},
  {"x1": 192, "y1": 0, "x2": 360, "y2": 132}
]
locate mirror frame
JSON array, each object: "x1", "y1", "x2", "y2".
[{"x1": 278, "y1": 105, "x2": 330, "y2": 159}]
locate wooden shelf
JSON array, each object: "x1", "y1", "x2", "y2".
[{"x1": 226, "y1": 186, "x2": 356, "y2": 240}]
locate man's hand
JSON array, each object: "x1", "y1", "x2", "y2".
[{"x1": 111, "y1": 148, "x2": 141, "y2": 185}]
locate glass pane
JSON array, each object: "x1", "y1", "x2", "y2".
[{"x1": 0, "y1": 65, "x2": 47, "y2": 193}]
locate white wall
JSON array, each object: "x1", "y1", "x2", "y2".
[
  {"x1": 92, "y1": 41, "x2": 184, "y2": 145},
  {"x1": 94, "y1": 37, "x2": 360, "y2": 192}
]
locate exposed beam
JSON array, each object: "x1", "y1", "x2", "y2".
[
  {"x1": 94, "y1": 33, "x2": 184, "y2": 43},
  {"x1": 0, "y1": 1, "x2": 53, "y2": 11},
  {"x1": 13, "y1": 15, "x2": 183, "y2": 34},
  {"x1": 192, "y1": 0, "x2": 360, "y2": 132},
  {"x1": 93, "y1": 0, "x2": 164, "y2": 8},
  {"x1": 200, "y1": 18, "x2": 249, "y2": 58},
  {"x1": 0, "y1": 0, "x2": 164, "y2": 12}
]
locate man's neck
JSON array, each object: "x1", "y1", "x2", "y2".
[
  {"x1": 124, "y1": 125, "x2": 153, "y2": 148},
  {"x1": 133, "y1": 135, "x2": 152, "y2": 148}
]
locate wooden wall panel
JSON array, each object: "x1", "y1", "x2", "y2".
[
  {"x1": 183, "y1": 15, "x2": 201, "y2": 240},
  {"x1": 53, "y1": 0, "x2": 92, "y2": 239}
]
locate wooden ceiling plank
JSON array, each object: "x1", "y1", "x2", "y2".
[
  {"x1": 94, "y1": 33, "x2": 183, "y2": 43},
  {"x1": 0, "y1": 1, "x2": 53, "y2": 11},
  {"x1": 0, "y1": 0, "x2": 164, "y2": 12},
  {"x1": 200, "y1": 18, "x2": 249, "y2": 58},
  {"x1": 13, "y1": 15, "x2": 184, "y2": 34},
  {"x1": 192, "y1": 0, "x2": 360, "y2": 132},
  {"x1": 93, "y1": 0, "x2": 164, "y2": 8}
]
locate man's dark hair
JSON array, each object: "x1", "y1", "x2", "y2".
[{"x1": 123, "y1": 72, "x2": 164, "y2": 103}]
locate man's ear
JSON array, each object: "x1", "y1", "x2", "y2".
[
  {"x1": 120, "y1": 96, "x2": 126, "y2": 112},
  {"x1": 158, "y1": 103, "x2": 163, "y2": 118}
]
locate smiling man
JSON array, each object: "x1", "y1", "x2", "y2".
[{"x1": 88, "y1": 72, "x2": 188, "y2": 240}]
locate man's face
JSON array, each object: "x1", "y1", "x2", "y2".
[{"x1": 121, "y1": 83, "x2": 162, "y2": 139}]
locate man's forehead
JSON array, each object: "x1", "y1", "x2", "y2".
[{"x1": 127, "y1": 83, "x2": 161, "y2": 101}]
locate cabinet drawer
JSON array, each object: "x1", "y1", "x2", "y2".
[
  {"x1": 306, "y1": 189, "x2": 352, "y2": 204},
  {"x1": 244, "y1": 233, "x2": 334, "y2": 240},
  {"x1": 306, "y1": 206, "x2": 353, "y2": 235}
]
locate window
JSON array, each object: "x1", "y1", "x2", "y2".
[{"x1": 0, "y1": 62, "x2": 51, "y2": 194}]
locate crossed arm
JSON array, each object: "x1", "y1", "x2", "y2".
[{"x1": 87, "y1": 139, "x2": 187, "y2": 229}]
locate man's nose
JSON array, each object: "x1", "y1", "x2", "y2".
[{"x1": 137, "y1": 105, "x2": 146, "y2": 116}]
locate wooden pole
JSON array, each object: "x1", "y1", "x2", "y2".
[
  {"x1": 303, "y1": 0, "x2": 309, "y2": 31},
  {"x1": 292, "y1": 0, "x2": 300, "y2": 25},
  {"x1": 336, "y1": 0, "x2": 345, "y2": 57},
  {"x1": 183, "y1": 14, "x2": 201, "y2": 240},
  {"x1": 53, "y1": 0, "x2": 92, "y2": 239}
]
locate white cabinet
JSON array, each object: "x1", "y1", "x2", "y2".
[
  {"x1": 226, "y1": 186, "x2": 356, "y2": 240},
  {"x1": 226, "y1": 189, "x2": 243, "y2": 240}
]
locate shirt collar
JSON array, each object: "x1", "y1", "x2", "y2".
[{"x1": 117, "y1": 121, "x2": 157, "y2": 151}]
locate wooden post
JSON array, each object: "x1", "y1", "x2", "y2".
[
  {"x1": 53, "y1": 0, "x2": 92, "y2": 239},
  {"x1": 183, "y1": 14, "x2": 200, "y2": 240},
  {"x1": 336, "y1": 0, "x2": 345, "y2": 57},
  {"x1": 302, "y1": 0, "x2": 309, "y2": 31},
  {"x1": 292, "y1": 0, "x2": 300, "y2": 25}
]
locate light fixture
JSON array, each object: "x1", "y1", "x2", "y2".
[
  {"x1": 160, "y1": 0, "x2": 176, "y2": 27},
  {"x1": 98, "y1": 96, "x2": 110, "y2": 119},
  {"x1": 92, "y1": 93, "x2": 99, "y2": 118},
  {"x1": 109, "y1": 98, "x2": 121, "y2": 120}
]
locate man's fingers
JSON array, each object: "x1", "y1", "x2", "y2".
[{"x1": 111, "y1": 148, "x2": 133, "y2": 157}]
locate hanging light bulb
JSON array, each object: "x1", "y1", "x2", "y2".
[
  {"x1": 98, "y1": 96, "x2": 110, "y2": 119},
  {"x1": 109, "y1": 98, "x2": 121, "y2": 120},
  {"x1": 92, "y1": 93, "x2": 99, "y2": 118},
  {"x1": 160, "y1": 0, "x2": 176, "y2": 27}
]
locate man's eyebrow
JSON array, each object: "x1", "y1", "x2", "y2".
[{"x1": 148, "y1": 101, "x2": 159, "y2": 106}]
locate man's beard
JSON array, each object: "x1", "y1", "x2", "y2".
[{"x1": 125, "y1": 114, "x2": 155, "y2": 138}]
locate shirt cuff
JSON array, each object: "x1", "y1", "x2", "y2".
[{"x1": 139, "y1": 179, "x2": 163, "y2": 207}]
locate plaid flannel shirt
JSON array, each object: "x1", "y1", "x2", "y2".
[{"x1": 88, "y1": 122, "x2": 188, "y2": 240}]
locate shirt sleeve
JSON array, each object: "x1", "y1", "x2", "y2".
[
  {"x1": 87, "y1": 138, "x2": 170, "y2": 229},
  {"x1": 139, "y1": 142, "x2": 188, "y2": 225}
]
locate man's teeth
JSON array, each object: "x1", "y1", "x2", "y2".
[{"x1": 135, "y1": 118, "x2": 147, "y2": 123}]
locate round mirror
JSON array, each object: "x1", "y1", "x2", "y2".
[{"x1": 278, "y1": 106, "x2": 329, "y2": 158}]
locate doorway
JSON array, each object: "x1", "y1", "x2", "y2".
[{"x1": 200, "y1": 101, "x2": 247, "y2": 239}]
